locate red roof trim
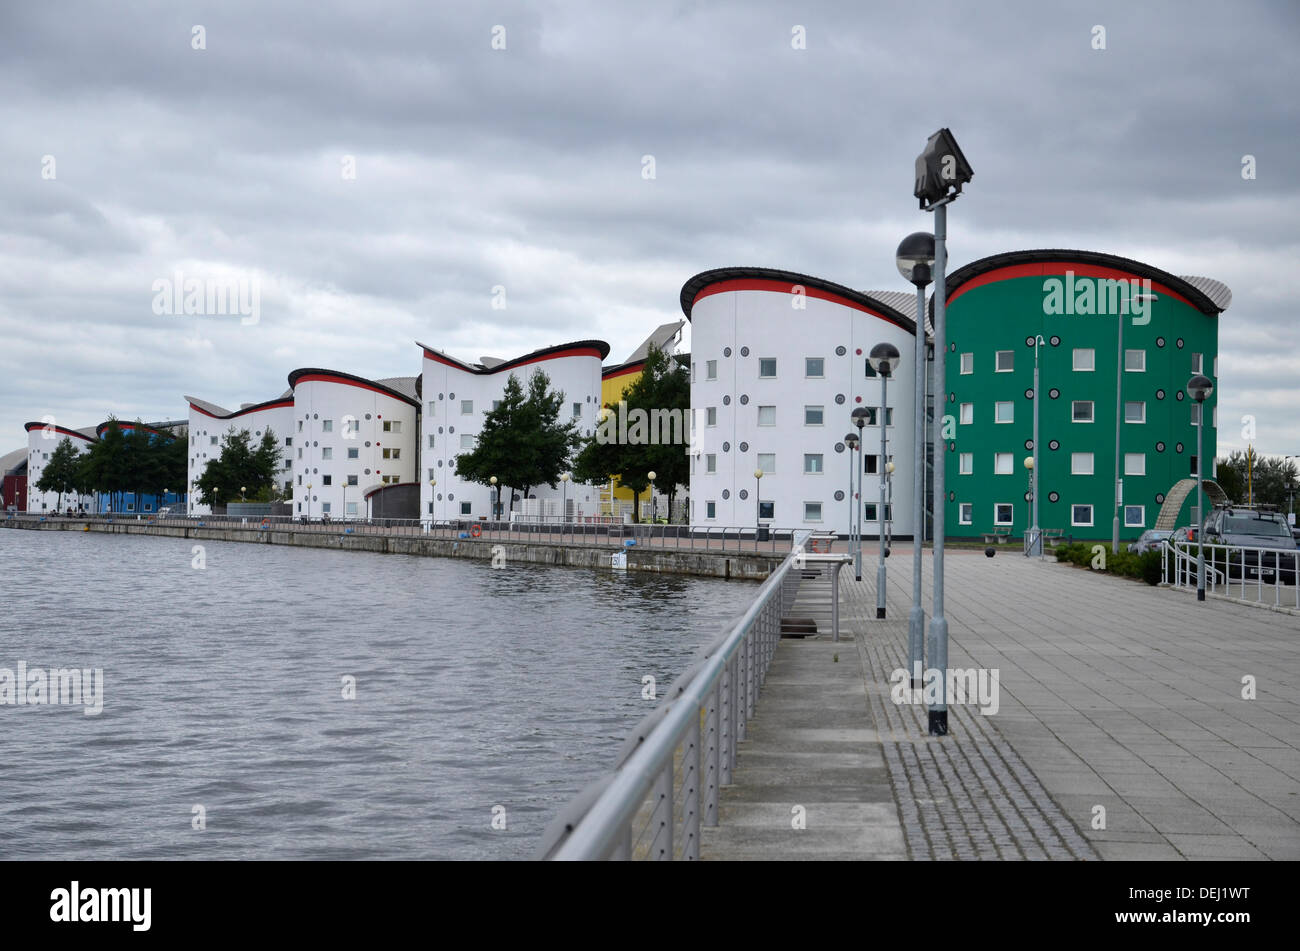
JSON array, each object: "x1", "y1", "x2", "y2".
[
  {"x1": 602, "y1": 363, "x2": 645, "y2": 381},
  {"x1": 24, "y1": 423, "x2": 95, "y2": 443},
  {"x1": 691, "y1": 278, "x2": 910, "y2": 330},
  {"x1": 188, "y1": 399, "x2": 293, "y2": 420},
  {"x1": 292, "y1": 374, "x2": 410, "y2": 400},
  {"x1": 947, "y1": 262, "x2": 1195, "y2": 310},
  {"x1": 422, "y1": 345, "x2": 605, "y2": 373}
]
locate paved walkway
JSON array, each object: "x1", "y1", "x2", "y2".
[{"x1": 704, "y1": 547, "x2": 1300, "y2": 860}]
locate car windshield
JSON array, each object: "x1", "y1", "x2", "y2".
[{"x1": 1222, "y1": 515, "x2": 1291, "y2": 537}]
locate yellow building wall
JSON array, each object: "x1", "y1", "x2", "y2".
[{"x1": 600, "y1": 364, "x2": 644, "y2": 504}]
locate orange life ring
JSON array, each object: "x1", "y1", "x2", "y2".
[{"x1": 470, "y1": 523, "x2": 482, "y2": 538}]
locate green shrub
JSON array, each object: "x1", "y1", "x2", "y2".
[{"x1": 1054, "y1": 542, "x2": 1162, "y2": 585}]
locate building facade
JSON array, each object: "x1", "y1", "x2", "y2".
[
  {"x1": 23, "y1": 422, "x2": 96, "y2": 513},
  {"x1": 941, "y1": 250, "x2": 1231, "y2": 541},
  {"x1": 682, "y1": 268, "x2": 921, "y2": 536},
  {"x1": 185, "y1": 394, "x2": 295, "y2": 515}
]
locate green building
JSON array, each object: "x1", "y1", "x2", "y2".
[{"x1": 941, "y1": 250, "x2": 1231, "y2": 542}]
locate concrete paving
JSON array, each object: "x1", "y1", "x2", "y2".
[{"x1": 703, "y1": 546, "x2": 1300, "y2": 860}]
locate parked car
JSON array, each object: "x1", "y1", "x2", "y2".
[
  {"x1": 1128, "y1": 529, "x2": 1172, "y2": 554},
  {"x1": 1202, "y1": 507, "x2": 1299, "y2": 584}
]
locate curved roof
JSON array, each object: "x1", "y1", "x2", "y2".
[
  {"x1": 185, "y1": 394, "x2": 294, "y2": 420},
  {"x1": 679, "y1": 267, "x2": 917, "y2": 335},
  {"x1": 23, "y1": 422, "x2": 97, "y2": 443},
  {"x1": 937, "y1": 249, "x2": 1232, "y2": 318},
  {"x1": 417, "y1": 339, "x2": 612, "y2": 375},
  {"x1": 95, "y1": 420, "x2": 177, "y2": 440},
  {"x1": 362, "y1": 481, "x2": 418, "y2": 500},
  {"x1": 287, "y1": 369, "x2": 421, "y2": 408},
  {"x1": 2, "y1": 446, "x2": 30, "y2": 474}
]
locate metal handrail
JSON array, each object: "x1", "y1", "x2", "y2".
[
  {"x1": 536, "y1": 530, "x2": 813, "y2": 860},
  {"x1": 1164, "y1": 539, "x2": 1299, "y2": 608}
]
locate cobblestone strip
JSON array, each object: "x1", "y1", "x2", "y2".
[{"x1": 849, "y1": 589, "x2": 1099, "y2": 861}]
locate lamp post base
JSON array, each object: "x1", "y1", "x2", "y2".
[
  {"x1": 928, "y1": 710, "x2": 948, "y2": 736},
  {"x1": 1198, "y1": 587, "x2": 1205, "y2": 601}
]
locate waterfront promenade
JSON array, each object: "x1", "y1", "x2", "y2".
[{"x1": 703, "y1": 549, "x2": 1300, "y2": 860}]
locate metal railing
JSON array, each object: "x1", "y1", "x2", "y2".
[
  {"x1": 1163, "y1": 539, "x2": 1300, "y2": 609},
  {"x1": 2, "y1": 510, "x2": 804, "y2": 554},
  {"x1": 536, "y1": 531, "x2": 813, "y2": 860}
]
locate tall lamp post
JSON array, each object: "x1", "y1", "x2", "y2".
[
  {"x1": 1024, "y1": 456, "x2": 1034, "y2": 546},
  {"x1": 851, "y1": 408, "x2": 870, "y2": 581},
  {"x1": 1028, "y1": 334, "x2": 1046, "y2": 557},
  {"x1": 490, "y1": 475, "x2": 498, "y2": 520},
  {"x1": 884, "y1": 460, "x2": 895, "y2": 548},
  {"x1": 428, "y1": 478, "x2": 436, "y2": 528},
  {"x1": 1188, "y1": 375, "x2": 1214, "y2": 601},
  {"x1": 560, "y1": 472, "x2": 570, "y2": 536},
  {"x1": 896, "y1": 230, "x2": 935, "y2": 686},
  {"x1": 306, "y1": 483, "x2": 312, "y2": 522},
  {"x1": 914, "y1": 126, "x2": 973, "y2": 736},
  {"x1": 753, "y1": 469, "x2": 763, "y2": 540},
  {"x1": 869, "y1": 343, "x2": 901, "y2": 619},
  {"x1": 844, "y1": 431, "x2": 860, "y2": 555},
  {"x1": 240, "y1": 485, "x2": 247, "y2": 502},
  {"x1": 648, "y1": 471, "x2": 657, "y2": 524}
]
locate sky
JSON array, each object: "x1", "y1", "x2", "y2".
[{"x1": 2, "y1": 0, "x2": 1297, "y2": 457}]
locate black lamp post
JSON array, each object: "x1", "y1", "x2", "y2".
[
  {"x1": 844, "y1": 431, "x2": 860, "y2": 555},
  {"x1": 869, "y1": 342, "x2": 902, "y2": 618},
  {"x1": 850, "y1": 407, "x2": 871, "y2": 581},
  {"x1": 1188, "y1": 374, "x2": 1214, "y2": 601}
]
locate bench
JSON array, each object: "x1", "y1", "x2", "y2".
[
  {"x1": 1043, "y1": 528, "x2": 1065, "y2": 548},
  {"x1": 982, "y1": 528, "x2": 1013, "y2": 544}
]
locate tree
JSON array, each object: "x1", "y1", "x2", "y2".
[
  {"x1": 35, "y1": 437, "x2": 81, "y2": 512},
  {"x1": 455, "y1": 369, "x2": 581, "y2": 518},
  {"x1": 1214, "y1": 451, "x2": 1298, "y2": 509},
  {"x1": 195, "y1": 427, "x2": 282, "y2": 506}
]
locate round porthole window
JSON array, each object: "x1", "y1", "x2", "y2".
[
  {"x1": 722, "y1": 489, "x2": 730, "y2": 500},
  {"x1": 1024, "y1": 491, "x2": 1032, "y2": 502},
  {"x1": 1049, "y1": 491, "x2": 1059, "y2": 503},
  {"x1": 835, "y1": 346, "x2": 847, "y2": 356},
  {"x1": 365, "y1": 441, "x2": 371, "y2": 447},
  {"x1": 1156, "y1": 389, "x2": 1166, "y2": 400},
  {"x1": 739, "y1": 441, "x2": 749, "y2": 452},
  {"x1": 740, "y1": 346, "x2": 750, "y2": 357},
  {"x1": 1025, "y1": 336, "x2": 1036, "y2": 347},
  {"x1": 313, "y1": 441, "x2": 318, "y2": 447},
  {"x1": 437, "y1": 459, "x2": 442, "y2": 467},
  {"x1": 448, "y1": 494, "x2": 454, "y2": 501},
  {"x1": 834, "y1": 490, "x2": 845, "y2": 501},
  {"x1": 1050, "y1": 335, "x2": 1060, "y2": 347},
  {"x1": 834, "y1": 442, "x2": 845, "y2": 453},
  {"x1": 1025, "y1": 388, "x2": 1034, "y2": 400},
  {"x1": 722, "y1": 442, "x2": 730, "y2": 452},
  {"x1": 1025, "y1": 439, "x2": 1034, "y2": 450},
  {"x1": 1155, "y1": 493, "x2": 1165, "y2": 504},
  {"x1": 835, "y1": 394, "x2": 846, "y2": 404},
  {"x1": 949, "y1": 393, "x2": 956, "y2": 403},
  {"x1": 739, "y1": 489, "x2": 748, "y2": 500},
  {"x1": 1049, "y1": 387, "x2": 1060, "y2": 399},
  {"x1": 724, "y1": 347, "x2": 732, "y2": 357},
  {"x1": 1176, "y1": 390, "x2": 1185, "y2": 401},
  {"x1": 1175, "y1": 442, "x2": 1184, "y2": 453},
  {"x1": 313, "y1": 413, "x2": 318, "y2": 419},
  {"x1": 949, "y1": 342, "x2": 956, "y2": 351},
  {"x1": 739, "y1": 394, "x2": 749, "y2": 405},
  {"x1": 1156, "y1": 337, "x2": 1165, "y2": 348},
  {"x1": 1049, "y1": 439, "x2": 1060, "y2": 451},
  {"x1": 1175, "y1": 338, "x2": 1184, "y2": 349},
  {"x1": 365, "y1": 468, "x2": 371, "y2": 475},
  {"x1": 948, "y1": 442, "x2": 956, "y2": 452},
  {"x1": 1156, "y1": 441, "x2": 1166, "y2": 452},
  {"x1": 437, "y1": 493, "x2": 442, "y2": 501},
  {"x1": 723, "y1": 395, "x2": 731, "y2": 405},
  {"x1": 449, "y1": 392, "x2": 455, "y2": 399},
  {"x1": 949, "y1": 491, "x2": 956, "y2": 502}
]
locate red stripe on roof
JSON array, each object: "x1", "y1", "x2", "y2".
[
  {"x1": 691, "y1": 278, "x2": 910, "y2": 330},
  {"x1": 947, "y1": 262, "x2": 1194, "y2": 310},
  {"x1": 292, "y1": 374, "x2": 411, "y2": 400}
]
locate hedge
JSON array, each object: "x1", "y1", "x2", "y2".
[{"x1": 1054, "y1": 542, "x2": 1162, "y2": 585}]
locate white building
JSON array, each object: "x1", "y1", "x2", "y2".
[
  {"x1": 681, "y1": 267, "x2": 923, "y2": 537},
  {"x1": 185, "y1": 394, "x2": 295, "y2": 515},
  {"x1": 23, "y1": 422, "x2": 97, "y2": 513},
  {"x1": 417, "y1": 340, "x2": 609, "y2": 521},
  {"x1": 286, "y1": 370, "x2": 420, "y2": 520}
]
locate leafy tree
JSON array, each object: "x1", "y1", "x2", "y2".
[
  {"x1": 35, "y1": 437, "x2": 81, "y2": 511},
  {"x1": 1215, "y1": 451, "x2": 1298, "y2": 510},
  {"x1": 455, "y1": 369, "x2": 580, "y2": 517},
  {"x1": 195, "y1": 427, "x2": 282, "y2": 505}
]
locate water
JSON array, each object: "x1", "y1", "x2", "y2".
[{"x1": 0, "y1": 529, "x2": 758, "y2": 859}]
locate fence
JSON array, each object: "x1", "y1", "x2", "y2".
[
  {"x1": 536, "y1": 531, "x2": 813, "y2": 860},
  {"x1": 1163, "y1": 539, "x2": 1300, "y2": 609}
]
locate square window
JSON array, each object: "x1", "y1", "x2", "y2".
[
  {"x1": 864, "y1": 360, "x2": 877, "y2": 378},
  {"x1": 995, "y1": 350, "x2": 1014, "y2": 372},
  {"x1": 804, "y1": 405, "x2": 824, "y2": 425},
  {"x1": 804, "y1": 502, "x2": 822, "y2": 522},
  {"x1": 1124, "y1": 401, "x2": 1146, "y2": 424},
  {"x1": 285, "y1": 437, "x2": 292, "y2": 447},
  {"x1": 995, "y1": 401, "x2": 1014, "y2": 423},
  {"x1": 1124, "y1": 349, "x2": 1146, "y2": 372},
  {"x1": 757, "y1": 405, "x2": 776, "y2": 426},
  {"x1": 348, "y1": 475, "x2": 358, "y2": 486},
  {"x1": 706, "y1": 501, "x2": 716, "y2": 519},
  {"x1": 960, "y1": 403, "x2": 973, "y2": 425},
  {"x1": 803, "y1": 453, "x2": 824, "y2": 474},
  {"x1": 1190, "y1": 455, "x2": 1199, "y2": 476},
  {"x1": 210, "y1": 436, "x2": 218, "y2": 446},
  {"x1": 864, "y1": 503, "x2": 878, "y2": 521},
  {"x1": 1072, "y1": 504, "x2": 1094, "y2": 526},
  {"x1": 864, "y1": 454, "x2": 878, "y2": 475},
  {"x1": 995, "y1": 504, "x2": 1014, "y2": 525},
  {"x1": 322, "y1": 502, "x2": 331, "y2": 513},
  {"x1": 461, "y1": 400, "x2": 473, "y2": 415},
  {"x1": 960, "y1": 352, "x2": 974, "y2": 375},
  {"x1": 322, "y1": 447, "x2": 332, "y2": 460},
  {"x1": 758, "y1": 501, "x2": 774, "y2": 520},
  {"x1": 297, "y1": 448, "x2": 303, "y2": 459},
  {"x1": 1072, "y1": 401, "x2": 1094, "y2": 423},
  {"x1": 705, "y1": 453, "x2": 716, "y2": 474},
  {"x1": 995, "y1": 453, "x2": 1013, "y2": 475},
  {"x1": 347, "y1": 447, "x2": 358, "y2": 459},
  {"x1": 706, "y1": 407, "x2": 717, "y2": 427},
  {"x1": 1191, "y1": 353, "x2": 1203, "y2": 374},
  {"x1": 805, "y1": 357, "x2": 824, "y2": 378},
  {"x1": 461, "y1": 501, "x2": 472, "y2": 515},
  {"x1": 322, "y1": 420, "x2": 333, "y2": 432},
  {"x1": 1190, "y1": 404, "x2": 1201, "y2": 425},
  {"x1": 1125, "y1": 505, "x2": 1144, "y2": 527},
  {"x1": 757, "y1": 453, "x2": 775, "y2": 474},
  {"x1": 959, "y1": 453, "x2": 973, "y2": 475},
  {"x1": 322, "y1": 475, "x2": 332, "y2": 486},
  {"x1": 959, "y1": 502, "x2": 973, "y2": 524},
  {"x1": 1124, "y1": 453, "x2": 1145, "y2": 476},
  {"x1": 428, "y1": 434, "x2": 436, "y2": 449},
  {"x1": 1073, "y1": 349, "x2": 1095, "y2": 371},
  {"x1": 297, "y1": 420, "x2": 303, "y2": 432},
  {"x1": 1072, "y1": 452, "x2": 1094, "y2": 475},
  {"x1": 572, "y1": 402, "x2": 582, "y2": 419},
  {"x1": 492, "y1": 400, "x2": 502, "y2": 411},
  {"x1": 347, "y1": 502, "x2": 358, "y2": 515},
  {"x1": 460, "y1": 434, "x2": 475, "y2": 449},
  {"x1": 706, "y1": 360, "x2": 717, "y2": 380},
  {"x1": 759, "y1": 358, "x2": 777, "y2": 378}
]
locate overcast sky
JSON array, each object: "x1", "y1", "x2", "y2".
[{"x1": 2, "y1": 0, "x2": 1296, "y2": 457}]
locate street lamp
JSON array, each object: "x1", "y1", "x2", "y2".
[
  {"x1": 897, "y1": 230, "x2": 935, "y2": 687},
  {"x1": 240, "y1": 485, "x2": 246, "y2": 502},
  {"x1": 851, "y1": 408, "x2": 870, "y2": 581},
  {"x1": 648, "y1": 470, "x2": 657, "y2": 524},
  {"x1": 428, "y1": 478, "x2": 436, "y2": 527},
  {"x1": 306, "y1": 483, "x2": 312, "y2": 522},
  {"x1": 915, "y1": 127, "x2": 973, "y2": 737},
  {"x1": 869, "y1": 342, "x2": 901, "y2": 619},
  {"x1": 1024, "y1": 456, "x2": 1034, "y2": 548},
  {"x1": 490, "y1": 475, "x2": 498, "y2": 520},
  {"x1": 753, "y1": 469, "x2": 763, "y2": 540},
  {"x1": 844, "y1": 431, "x2": 860, "y2": 554},
  {"x1": 884, "y1": 460, "x2": 896, "y2": 549},
  {"x1": 1028, "y1": 335, "x2": 1046, "y2": 558},
  {"x1": 560, "y1": 472, "x2": 570, "y2": 535},
  {"x1": 1188, "y1": 374, "x2": 1214, "y2": 602}
]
